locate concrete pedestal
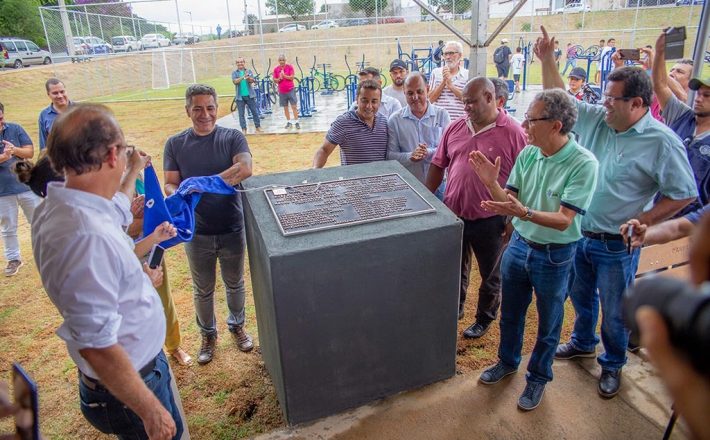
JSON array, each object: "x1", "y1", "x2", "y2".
[{"x1": 242, "y1": 161, "x2": 462, "y2": 425}]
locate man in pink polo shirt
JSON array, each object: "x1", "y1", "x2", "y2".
[
  {"x1": 273, "y1": 54, "x2": 300, "y2": 129},
  {"x1": 426, "y1": 77, "x2": 526, "y2": 339}
]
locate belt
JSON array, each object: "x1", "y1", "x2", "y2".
[
  {"x1": 518, "y1": 234, "x2": 572, "y2": 250},
  {"x1": 582, "y1": 230, "x2": 624, "y2": 241},
  {"x1": 79, "y1": 353, "x2": 159, "y2": 391}
]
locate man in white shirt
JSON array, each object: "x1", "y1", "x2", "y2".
[
  {"x1": 383, "y1": 59, "x2": 408, "y2": 107},
  {"x1": 428, "y1": 40, "x2": 469, "y2": 120},
  {"x1": 511, "y1": 47, "x2": 525, "y2": 92},
  {"x1": 32, "y1": 104, "x2": 183, "y2": 440}
]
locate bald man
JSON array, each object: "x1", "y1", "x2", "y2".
[{"x1": 426, "y1": 77, "x2": 526, "y2": 336}]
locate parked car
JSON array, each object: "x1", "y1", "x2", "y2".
[
  {"x1": 278, "y1": 24, "x2": 306, "y2": 32},
  {"x1": 675, "y1": 0, "x2": 703, "y2": 4},
  {"x1": 72, "y1": 36, "x2": 90, "y2": 55},
  {"x1": 342, "y1": 18, "x2": 371, "y2": 26},
  {"x1": 111, "y1": 35, "x2": 142, "y2": 52},
  {"x1": 82, "y1": 36, "x2": 113, "y2": 54},
  {"x1": 173, "y1": 32, "x2": 199, "y2": 45},
  {"x1": 141, "y1": 33, "x2": 171, "y2": 49},
  {"x1": 0, "y1": 37, "x2": 52, "y2": 68},
  {"x1": 311, "y1": 20, "x2": 339, "y2": 30},
  {"x1": 555, "y1": 2, "x2": 591, "y2": 12}
]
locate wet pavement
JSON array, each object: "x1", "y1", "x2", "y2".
[{"x1": 217, "y1": 85, "x2": 544, "y2": 134}]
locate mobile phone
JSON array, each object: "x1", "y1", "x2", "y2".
[
  {"x1": 148, "y1": 244, "x2": 165, "y2": 269},
  {"x1": 0, "y1": 142, "x2": 5, "y2": 155},
  {"x1": 12, "y1": 363, "x2": 40, "y2": 440},
  {"x1": 664, "y1": 26, "x2": 686, "y2": 60},
  {"x1": 617, "y1": 49, "x2": 640, "y2": 61}
]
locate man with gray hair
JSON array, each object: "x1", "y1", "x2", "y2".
[
  {"x1": 490, "y1": 77, "x2": 510, "y2": 110},
  {"x1": 164, "y1": 84, "x2": 255, "y2": 365},
  {"x1": 428, "y1": 40, "x2": 469, "y2": 120},
  {"x1": 472, "y1": 89, "x2": 599, "y2": 411}
]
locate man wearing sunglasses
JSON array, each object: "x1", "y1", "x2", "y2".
[{"x1": 536, "y1": 26, "x2": 697, "y2": 399}]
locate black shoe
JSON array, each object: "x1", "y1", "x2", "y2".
[
  {"x1": 627, "y1": 341, "x2": 641, "y2": 353},
  {"x1": 598, "y1": 369, "x2": 621, "y2": 398},
  {"x1": 463, "y1": 321, "x2": 491, "y2": 339},
  {"x1": 197, "y1": 333, "x2": 217, "y2": 365},
  {"x1": 555, "y1": 342, "x2": 596, "y2": 360},
  {"x1": 479, "y1": 362, "x2": 517, "y2": 385}
]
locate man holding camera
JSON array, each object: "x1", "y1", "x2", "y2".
[
  {"x1": 232, "y1": 57, "x2": 263, "y2": 133},
  {"x1": 32, "y1": 104, "x2": 183, "y2": 439},
  {"x1": 536, "y1": 26, "x2": 697, "y2": 398}
]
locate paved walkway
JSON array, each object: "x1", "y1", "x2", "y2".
[
  {"x1": 256, "y1": 351, "x2": 688, "y2": 440},
  {"x1": 217, "y1": 86, "x2": 544, "y2": 134}
]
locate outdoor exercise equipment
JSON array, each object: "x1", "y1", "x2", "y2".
[
  {"x1": 252, "y1": 58, "x2": 275, "y2": 117},
  {"x1": 396, "y1": 38, "x2": 434, "y2": 80},
  {"x1": 311, "y1": 57, "x2": 346, "y2": 94},
  {"x1": 517, "y1": 37, "x2": 533, "y2": 91},
  {"x1": 295, "y1": 56, "x2": 317, "y2": 118},
  {"x1": 344, "y1": 54, "x2": 360, "y2": 108}
]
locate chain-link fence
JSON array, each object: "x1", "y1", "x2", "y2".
[{"x1": 34, "y1": 0, "x2": 707, "y2": 102}]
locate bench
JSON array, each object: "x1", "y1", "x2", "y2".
[{"x1": 635, "y1": 237, "x2": 691, "y2": 280}]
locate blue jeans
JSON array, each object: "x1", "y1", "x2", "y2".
[
  {"x1": 498, "y1": 232, "x2": 577, "y2": 384},
  {"x1": 561, "y1": 58, "x2": 576, "y2": 75},
  {"x1": 568, "y1": 236, "x2": 640, "y2": 372},
  {"x1": 236, "y1": 96, "x2": 261, "y2": 130},
  {"x1": 184, "y1": 231, "x2": 247, "y2": 336},
  {"x1": 79, "y1": 351, "x2": 183, "y2": 439}
]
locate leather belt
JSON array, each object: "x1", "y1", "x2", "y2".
[
  {"x1": 582, "y1": 230, "x2": 624, "y2": 241},
  {"x1": 518, "y1": 235, "x2": 573, "y2": 250},
  {"x1": 79, "y1": 353, "x2": 159, "y2": 391}
]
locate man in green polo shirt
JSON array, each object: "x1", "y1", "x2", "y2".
[
  {"x1": 535, "y1": 26, "x2": 697, "y2": 399},
  {"x1": 469, "y1": 89, "x2": 598, "y2": 411}
]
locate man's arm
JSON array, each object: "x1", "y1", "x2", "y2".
[
  {"x1": 425, "y1": 164, "x2": 445, "y2": 193},
  {"x1": 448, "y1": 81, "x2": 464, "y2": 100},
  {"x1": 1, "y1": 140, "x2": 33, "y2": 160},
  {"x1": 164, "y1": 171, "x2": 182, "y2": 196},
  {"x1": 80, "y1": 345, "x2": 176, "y2": 440},
  {"x1": 386, "y1": 121, "x2": 411, "y2": 164},
  {"x1": 637, "y1": 195, "x2": 694, "y2": 227},
  {"x1": 652, "y1": 33, "x2": 674, "y2": 110},
  {"x1": 428, "y1": 74, "x2": 446, "y2": 103},
  {"x1": 219, "y1": 151, "x2": 253, "y2": 186},
  {"x1": 38, "y1": 114, "x2": 47, "y2": 151},
  {"x1": 535, "y1": 26, "x2": 566, "y2": 90},
  {"x1": 622, "y1": 216, "x2": 694, "y2": 247},
  {"x1": 482, "y1": 196, "x2": 578, "y2": 231},
  {"x1": 313, "y1": 139, "x2": 337, "y2": 168}
]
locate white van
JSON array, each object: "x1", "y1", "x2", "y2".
[{"x1": 112, "y1": 35, "x2": 143, "y2": 52}]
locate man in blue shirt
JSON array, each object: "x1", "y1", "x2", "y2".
[
  {"x1": 536, "y1": 26, "x2": 697, "y2": 399},
  {"x1": 38, "y1": 78, "x2": 73, "y2": 150},
  {"x1": 651, "y1": 31, "x2": 710, "y2": 217},
  {"x1": 387, "y1": 72, "x2": 450, "y2": 193},
  {"x1": 0, "y1": 102, "x2": 40, "y2": 276}
]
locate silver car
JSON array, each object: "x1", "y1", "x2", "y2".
[{"x1": 0, "y1": 38, "x2": 52, "y2": 68}]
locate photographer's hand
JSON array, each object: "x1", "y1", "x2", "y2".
[{"x1": 637, "y1": 307, "x2": 710, "y2": 440}]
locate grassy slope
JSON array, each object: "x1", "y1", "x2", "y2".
[{"x1": 0, "y1": 6, "x2": 707, "y2": 438}]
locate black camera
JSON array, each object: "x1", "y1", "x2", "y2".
[{"x1": 624, "y1": 276, "x2": 710, "y2": 378}]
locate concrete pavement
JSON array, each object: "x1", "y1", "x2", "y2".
[{"x1": 257, "y1": 351, "x2": 688, "y2": 440}]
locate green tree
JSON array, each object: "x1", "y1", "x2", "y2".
[
  {"x1": 349, "y1": 0, "x2": 388, "y2": 17},
  {"x1": 428, "y1": 0, "x2": 471, "y2": 14},
  {"x1": 0, "y1": 0, "x2": 47, "y2": 47},
  {"x1": 265, "y1": 0, "x2": 314, "y2": 22}
]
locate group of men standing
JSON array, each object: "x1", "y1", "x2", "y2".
[{"x1": 6, "y1": 20, "x2": 709, "y2": 437}]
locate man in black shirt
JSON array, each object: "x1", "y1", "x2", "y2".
[{"x1": 164, "y1": 84, "x2": 254, "y2": 365}]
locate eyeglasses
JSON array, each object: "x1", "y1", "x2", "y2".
[
  {"x1": 523, "y1": 113, "x2": 552, "y2": 124},
  {"x1": 602, "y1": 94, "x2": 632, "y2": 103},
  {"x1": 443, "y1": 51, "x2": 460, "y2": 56}
]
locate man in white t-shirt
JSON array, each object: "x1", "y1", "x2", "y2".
[
  {"x1": 383, "y1": 59, "x2": 408, "y2": 107},
  {"x1": 511, "y1": 47, "x2": 525, "y2": 92},
  {"x1": 428, "y1": 40, "x2": 469, "y2": 120}
]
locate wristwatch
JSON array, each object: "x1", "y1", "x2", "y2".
[{"x1": 522, "y1": 207, "x2": 533, "y2": 221}]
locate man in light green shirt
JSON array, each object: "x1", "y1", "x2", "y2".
[
  {"x1": 469, "y1": 89, "x2": 598, "y2": 411},
  {"x1": 535, "y1": 26, "x2": 697, "y2": 399}
]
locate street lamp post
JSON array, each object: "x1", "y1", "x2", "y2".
[{"x1": 184, "y1": 10, "x2": 195, "y2": 39}]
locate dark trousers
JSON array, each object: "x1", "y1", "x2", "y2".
[
  {"x1": 460, "y1": 215, "x2": 506, "y2": 323},
  {"x1": 236, "y1": 96, "x2": 261, "y2": 130}
]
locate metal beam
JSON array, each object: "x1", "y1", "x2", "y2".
[
  {"x1": 469, "y1": 0, "x2": 488, "y2": 77},
  {"x1": 411, "y1": 0, "x2": 473, "y2": 47}
]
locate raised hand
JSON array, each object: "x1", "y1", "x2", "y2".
[
  {"x1": 151, "y1": 221, "x2": 177, "y2": 243},
  {"x1": 481, "y1": 193, "x2": 526, "y2": 218},
  {"x1": 468, "y1": 151, "x2": 501, "y2": 188},
  {"x1": 533, "y1": 25, "x2": 557, "y2": 61}
]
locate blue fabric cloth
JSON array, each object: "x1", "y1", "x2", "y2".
[
  {"x1": 142, "y1": 165, "x2": 236, "y2": 249},
  {"x1": 684, "y1": 203, "x2": 709, "y2": 225},
  {"x1": 498, "y1": 232, "x2": 577, "y2": 384}
]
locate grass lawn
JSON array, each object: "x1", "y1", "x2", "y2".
[{"x1": 0, "y1": 7, "x2": 707, "y2": 435}]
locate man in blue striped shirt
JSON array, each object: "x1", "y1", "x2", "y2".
[{"x1": 313, "y1": 80, "x2": 389, "y2": 167}]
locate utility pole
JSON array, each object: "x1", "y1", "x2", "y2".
[
  {"x1": 58, "y1": 0, "x2": 75, "y2": 56},
  {"x1": 226, "y1": 0, "x2": 233, "y2": 37},
  {"x1": 174, "y1": 0, "x2": 183, "y2": 35},
  {"x1": 244, "y1": 0, "x2": 249, "y2": 35},
  {"x1": 469, "y1": 0, "x2": 488, "y2": 78}
]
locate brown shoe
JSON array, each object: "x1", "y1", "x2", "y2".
[
  {"x1": 255, "y1": 127, "x2": 264, "y2": 133},
  {"x1": 231, "y1": 326, "x2": 253, "y2": 352},
  {"x1": 4, "y1": 260, "x2": 23, "y2": 277},
  {"x1": 170, "y1": 347, "x2": 193, "y2": 366},
  {"x1": 197, "y1": 334, "x2": 217, "y2": 365}
]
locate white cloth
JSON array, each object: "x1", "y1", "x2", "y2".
[
  {"x1": 511, "y1": 54, "x2": 525, "y2": 75},
  {"x1": 429, "y1": 66, "x2": 469, "y2": 120},
  {"x1": 32, "y1": 183, "x2": 165, "y2": 378}
]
